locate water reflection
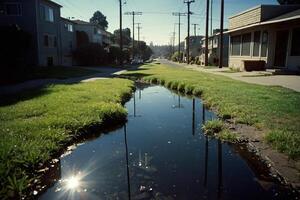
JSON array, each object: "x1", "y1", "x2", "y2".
[{"x1": 38, "y1": 84, "x2": 297, "y2": 200}]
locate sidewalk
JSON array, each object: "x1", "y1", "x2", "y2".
[
  {"x1": 0, "y1": 66, "x2": 132, "y2": 95},
  {"x1": 160, "y1": 59, "x2": 300, "y2": 92}
]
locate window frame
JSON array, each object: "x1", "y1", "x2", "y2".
[
  {"x1": 261, "y1": 31, "x2": 268, "y2": 57},
  {"x1": 230, "y1": 35, "x2": 241, "y2": 56},
  {"x1": 4, "y1": 3, "x2": 22, "y2": 16},
  {"x1": 241, "y1": 33, "x2": 251, "y2": 56},
  {"x1": 44, "y1": 34, "x2": 57, "y2": 48},
  {"x1": 40, "y1": 4, "x2": 54, "y2": 22},
  {"x1": 253, "y1": 31, "x2": 261, "y2": 57},
  {"x1": 291, "y1": 27, "x2": 300, "y2": 56}
]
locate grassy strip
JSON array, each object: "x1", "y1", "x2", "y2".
[
  {"x1": 0, "y1": 78, "x2": 133, "y2": 198},
  {"x1": 123, "y1": 63, "x2": 300, "y2": 158},
  {"x1": 1, "y1": 66, "x2": 99, "y2": 85},
  {"x1": 202, "y1": 119, "x2": 239, "y2": 143}
]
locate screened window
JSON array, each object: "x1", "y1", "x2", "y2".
[
  {"x1": 241, "y1": 33, "x2": 251, "y2": 56},
  {"x1": 5, "y1": 3, "x2": 22, "y2": 16},
  {"x1": 40, "y1": 5, "x2": 54, "y2": 22},
  {"x1": 291, "y1": 28, "x2": 300, "y2": 56},
  {"x1": 231, "y1": 35, "x2": 241, "y2": 56},
  {"x1": 261, "y1": 31, "x2": 268, "y2": 57},
  {"x1": 253, "y1": 31, "x2": 261, "y2": 57}
]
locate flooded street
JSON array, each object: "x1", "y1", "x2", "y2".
[{"x1": 39, "y1": 84, "x2": 296, "y2": 200}]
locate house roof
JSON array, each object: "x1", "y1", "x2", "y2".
[
  {"x1": 72, "y1": 20, "x2": 92, "y2": 25},
  {"x1": 61, "y1": 17, "x2": 75, "y2": 23},
  {"x1": 226, "y1": 8, "x2": 300, "y2": 33},
  {"x1": 43, "y1": 0, "x2": 62, "y2": 8}
]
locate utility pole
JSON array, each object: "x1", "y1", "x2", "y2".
[
  {"x1": 172, "y1": 12, "x2": 186, "y2": 62},
  {"x1": 135, "y1": 23, "x2": 142, "y2": 58},
  {"x1": 219, "y1": 0, "x2": 224, "y2": 69},
  {"x1": 205, "y1": 0, "x2": 210, "y2": 66},
  {"x1": 119, "y1": 0, "x2": 123, "y2": 66},
  {"x1": 172, "y1": 23, "x2": 176, "y2": 56},
  {"x1": 184, "y1": 0, "x2": 195, "y2": 64},
  {"x1": 211, "y1": 0, "x2": 213, "y2": 36},
  {"x1": 192, "y1": 23, "x2": 199, "y2": 36},
  {"x1": 124, "y1": 11, "x2": 142, "y2": 60}
]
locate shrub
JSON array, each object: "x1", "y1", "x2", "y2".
[
  {"x1": 73, "y1": 43, "x2": 108, "y2": 66},
  {"x1": 202, "y1": 119, "x2": 224, "y2": 135}
]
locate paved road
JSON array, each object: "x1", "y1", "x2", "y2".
[
  {"x1": 0, "y1": 66, "x2": 132, "y2": 95},
  {"x1": 159, "y1": 59, "x2": 300, "y2": 92}
]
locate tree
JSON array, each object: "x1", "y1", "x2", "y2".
[
  {"x1": 90, "y1": 11, "x2": 108, "y2": 30},
  {"x1": 277, "y1": 0, "x2": 300, "y2": 4},
  {"x1": 112, "y1": 28, "x2": 131, "y2": 46}
]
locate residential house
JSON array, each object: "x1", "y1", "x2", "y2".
[
  {"x1": 185, "y1": 35, "x2": 204, "y2": 59},
  {"x1": 200, "y1": 29, "x2": 229, "y2": 66},
  {"x1": 228, "y1": 5, "x2": 300, "y2": 71},
  {"x1": 60, "y1": 17, "x2": 76, "y2": 66},
  {"x1": 73, "y1": 20, "x2": 104, "y2": 45},
  {"x1": 0, "y1": 0, "x2": 62, "y2": 66}
]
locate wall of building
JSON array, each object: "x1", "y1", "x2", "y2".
[
  {"x1": 37, "y1": 0, "x2": 61, "y2": 66},
  {"x1": 229, "y1": 20, "x2": 300, "y2": 71},
  {"x1": 60, "y1": 19, "x2": 76, "y2": 66}
]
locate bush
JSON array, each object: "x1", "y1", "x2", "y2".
[
  {"x1": 73, "y1": 43, "x2": 108, "y2": 66},
  {"x1": 171, "y1": 51, "x2": 183, "y2": 62},
  {"x1": 0, "y1": 25, "x2": 32, "y2": 84}
]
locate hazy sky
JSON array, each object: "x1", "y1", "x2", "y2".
[{"x1": 53, "y1": 0, "x2": 278, "y2": 45}]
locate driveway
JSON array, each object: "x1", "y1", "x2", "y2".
[{"x1": 159, "y1": 59, "x2": 300, "y2": 92}]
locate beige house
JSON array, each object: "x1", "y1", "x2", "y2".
[{"x1": 228, "y1": 5, "x2": 300, "y2": 71}]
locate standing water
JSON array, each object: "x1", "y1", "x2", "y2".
[{"x1": 39, "y1": 84, "x2": 296, "y2": 200}]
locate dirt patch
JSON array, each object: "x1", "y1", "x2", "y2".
[{"x1": 227, "y1": 121, "x2": 300, "y2": 190}]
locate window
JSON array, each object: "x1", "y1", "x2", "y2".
[
  {"x1": 4, "y1": 3, "x2": 22, "y2": 16},
  {"x1": 44, "y1": 35, "x2": 49, "y2": 47},
  {"x1": 40, "y1": 4, "x2": 54, "y2": 22},
  {"x1": 44, "y1": 34, "x2": 57, "y2": 47},
  {"x1": 231, "y1": 35, "x2": 241, "y2": 56},
  {"x1": 253, "y1": 31, "x2": 261, "y2": 57},
  {"x1": 241, "y1": 33, "x2": 251, "y2": 56},
  {"x1": 67, "y1": 24, "x2": 73, "y2": 32},
  {"x1": 291, "y1": 28, "x2": 300, "y2": 56},
  {"x1": 261, "y1": 31, "x2": 268, "y2": 57}
]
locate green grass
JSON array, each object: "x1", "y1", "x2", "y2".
[
  {"x1": 0, "y1": 78, "x2": 133, "y2": 198},
  {"x1": 218, "y1": 129, "x2": 239, "y2": 143},
  {"x1": 122, "y1": 63, "x2": 300, "y2": 159},
  {"x1": 202, "y1": 119, "x2": 224, "y2": 135}
]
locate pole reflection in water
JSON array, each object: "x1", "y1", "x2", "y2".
[
  {"x1": 124, "y1": 125, "x2": 131, "y2": 200},
  {"x1": 133, "y1": 91, "x2": 136, "y2": 117},
  {"x1": 202, "y1": 103, "x2": 209, "y2": 187},
  {"x1": 139, "y1": 89, "x2": 141, "y2": 100},
  {"x1": 218, "y1": 140, "x2": 223, "y2": 199},
  {"x1": 192, "y1": 98, "x2": 195, "y2": 136}
]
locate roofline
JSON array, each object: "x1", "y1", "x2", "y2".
[
  {"x1": 43, "y1": 0, "x2": 62, "y2": 8},
  {"x1": 226, "y1": 14, "x2": 300, "y2": 33},
  {"x1": 60, "y1": 17, "x2": 75, "y2": 23},
  {"x1": 229, "y1": 5, "x2": 262, "y2": 19}
]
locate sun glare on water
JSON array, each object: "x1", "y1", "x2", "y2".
[{"x1": 66, "y1": 176, "x2": 80, "y2": 190}]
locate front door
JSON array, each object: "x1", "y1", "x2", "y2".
[{"x1": 274, "y1": 30, "x2": 289, "y2": 67}]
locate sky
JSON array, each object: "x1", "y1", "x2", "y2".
[{"x1": 53, "y1": 0, "x2": 279, "y2": 45}]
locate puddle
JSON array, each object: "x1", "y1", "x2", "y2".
[{"x1": 38, "y1": 84, "x2": 297, "y2": 200}]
